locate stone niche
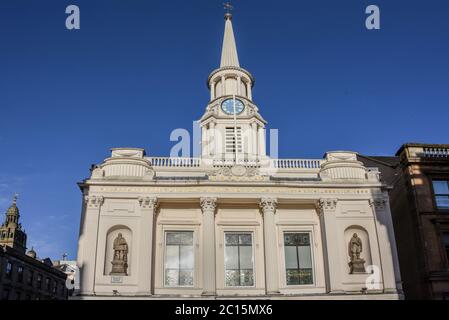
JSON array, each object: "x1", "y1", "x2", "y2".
[
  {"x1": 104, "y1": 225, "x2": 132, "y2": 276},
  {"x1": 344, "y1": 226, "x2": 372, "y2": 274},
  {"x1": 320, "y1": 151, "x2": 370, "y2": 182}
]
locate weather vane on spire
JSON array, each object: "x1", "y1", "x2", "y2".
[{"x1": 223, "y1": 1, "x2": 234, "y2": 19}]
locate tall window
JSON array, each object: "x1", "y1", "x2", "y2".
[
  {"x1": 443, "y1": 233, "x2": 449, "y2": 263},
  {"x1": 5, "y1": 262, "x2": 12, "y2": 279},
  {"x1": 284, "y1": 233, "x2": 314, "y2": 285},
  {"x1": 433, "y1": 180, "x2": 449, "y2": 209},
  {"x1": 27, "y1": 271, "x2": 34, "y2": 286},
  {"x1": 46, "y1": 278, "x2": 51, "y2": 291},
  {"x1": 17, "y1": 266, "x2": 24, "y2": 282},
  {"x1": 164, "y1": 231, "x2": 194, "y2": 287},
  {"x1": 37, "y1": 274, "x2": 42, "y2": 289},
  {"x1": 224, "y1": 233, "x2": 254, "y2": 287},
  {"x1": 225, "y1": 127, "x2": 242, "y2": 153}
]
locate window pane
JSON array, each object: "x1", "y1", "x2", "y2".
[
  {"x1": 165, "y1": 245, "x2": 179, "y2": 269},
  {"x1": 240, "y1": 270, "x2": 254, "y2": 286},
  {"x1": 443, "y1": 233, "x2": 449, "y2": 246},
  {"x1": 225, "y1": 270, "x2": 240, "y2": 287},
  {"x1": 436, "y1": 196, "x2": 449, "y2": 209},
  {"x1": 166, "y1": 232, "x2": 193, "y2": 245},
  {"x1": 180, "y1": 245, "x2": 194, "y2": 269},
  {"x1": 433, "y1": 180, "x2": 449, "y2": 194},
  {"x1": 225, "y1": 234, "x2": 239, "y2": 245},
  {"x1": 225, "y1": 246, "x2": 239, "y2": 269},
  {"x1": 286, "y1": 270, "x2": 300, "y2": 285},
  {"x1": 284, "y1": 246, "x2": 298, "y2": 269},
  {"x1": 239, "y1": 246, "x2": 253, "y2": 269},
  {"x1": 298, "y1": 246, "x2": 312, "y2": 269},
  {"x1": 165, "y1": 269, "x2": 179, "y2": 286},
  {"x1": 299, "y1": 269, "x2": 314, "y2": 285},
  {"x1": 179, "y1": 270, "x2": 193, "y2": 286},
  {"x1": 443, "y1": 233, "x2": 449, "y2": 261},
  {"x1": 239, "y1": 234, "x2": 252, "y2": 245}
]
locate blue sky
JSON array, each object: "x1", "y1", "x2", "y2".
[{"x1": 0, "y1": 0, "x2": 448, "y2": 260}]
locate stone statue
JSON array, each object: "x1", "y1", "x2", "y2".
[
  {"x1": 110, "y1": 233, "x2": 128, "y2": 275},
  {"x1": 348, "y1": 233, "x2": 366, "y2": 274}
]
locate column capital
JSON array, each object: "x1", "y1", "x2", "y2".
[
  {"x1": 259, "y1": 198, "x2": 278, "y2": 213},
  {"x1": 200, "y1": 197, "x2": 217, "y2": 213},
  {"x1": 317, "y1": 198, "x2": 338, "y2": 215},
  {"x1": 369, "y1": 198, "x2": 387, "y2": 210},
  {"x1": 138, "y1": 197, "x2": 158, "y2": 210},
  {"x1": 84, "y1": 195, "x2": 104, "y2": 208}
]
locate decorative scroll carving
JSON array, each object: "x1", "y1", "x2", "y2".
[
  {"x1": 110, "y1": 233, "x2": 128, "y2": 275},
  {"x1": 259, "y1": 198, "x2": 278, "y2": 214},
  {"x1": 84, "y1": 195, "x2": 104, "y2": 208},
  {"x1": 348, "y1": 233, "x2": 366, "y2": 274},
  {"x1": 208, "y1": 165, "x2": 267, "y2": 182},
  {"x1": 138, "y1": 197, "x2": 158, "y2": 210},
  {"x1": 317, "y1": 198, "x2": 338, "y2": 215},
  {"x1": 369, "y1": 198, "x2": 387, "y2": 210},
  {"x1": 200, "y1": 197, "x2": 217, "y2": 213},
  {"x1": 91, "y1": 166, "x2": 105, "y2": 179}
]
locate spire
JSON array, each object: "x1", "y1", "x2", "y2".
[{"x1": 220, "y1": 6, "x2": 240, "y2": 68}]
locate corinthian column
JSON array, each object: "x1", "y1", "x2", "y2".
[
  {"x1": 200, "y1": 197, "x2": 217, "y2": 295},
  {"x1": 77, "y1": 195, "x2": 104, "y2": 295},
  {"x1": 260, "y1": 198, "x2": 279, "y2": 294},
  {"x1": 138, "y1": 196, "x2": 158, "y2": 295}
]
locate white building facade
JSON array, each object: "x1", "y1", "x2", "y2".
[{"x1": 76, "y1": 13, "x2": 402, "y2": 299}]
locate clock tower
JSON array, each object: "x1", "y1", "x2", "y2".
[{"x1": 199, "y1": 12, "x2": 267, "y2": 163}]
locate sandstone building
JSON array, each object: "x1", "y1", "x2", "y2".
[{"x1": 76, "y1": 12, "x2": 402, "y2": 299}]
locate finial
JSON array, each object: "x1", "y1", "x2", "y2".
[
  {"x1": 223, "y1": 1, "x2": 233, "y2": 20},
  {"x1": 13, "y1": 193, "x2": 18, "y2": 205}
]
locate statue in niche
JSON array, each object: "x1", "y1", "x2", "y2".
[
  {"x1": 348, "y1": 233, "x2": 366, "y2": 274},
  {"x1": 110, "y1": 233, "x2": 128, "y2": 275}
]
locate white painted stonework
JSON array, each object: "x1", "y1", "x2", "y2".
[{"x1": 76, "y1": 14, "x2": 402, "y2": 300}]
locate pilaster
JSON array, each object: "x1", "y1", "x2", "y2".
[
  {"x1": 317, "y1": 198, "x2": 344, "y2": 293},
  {"x1": 260, "y1": 198, "x2": 279, "y2": 294},
  {"x1": 138, "y1": 196, "x2": 158, "y2": 295},
  {"x1": 200, "y1": 197, "x2": 217, "y2": 295},
  {"x1": 78, "y1": 195, "x2": 104, "y2": 295},
  {"x1": 369, "y1": 197, "x2": 399, "y2": 293}
]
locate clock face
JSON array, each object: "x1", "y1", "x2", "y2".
[{"x1": 221, "y1": 98, "x2": 245, "y2": 115}]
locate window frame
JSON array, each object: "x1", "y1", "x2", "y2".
[
  {"x1": 17, "y1": 266, "x2": 24, "y2": 283},
  {"x1": 5, "y1": 261, "x2": 13, "y2": 279},
  {"x1": 163, "y1": 230, "x2": 195, "y2": 288},
  {"x1": 278, "y1": 226, "x2": 317, "y2": 289},
  {"x1": 36, "y1": 274, "x2": 42, "y2": 289},
  {"x1": 431, "y1": 178, "x2": 449, "y2": 212},
  {"x1": 282, "y1": 231, "x2": 315, "y2": 287},
  {"x1": 223, "y1": 231, "x2": 255, "y2": 288}
]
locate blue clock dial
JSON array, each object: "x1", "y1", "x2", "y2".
[{"x1": 221, "y1": 98, "x2": 245, "y2": 115}]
